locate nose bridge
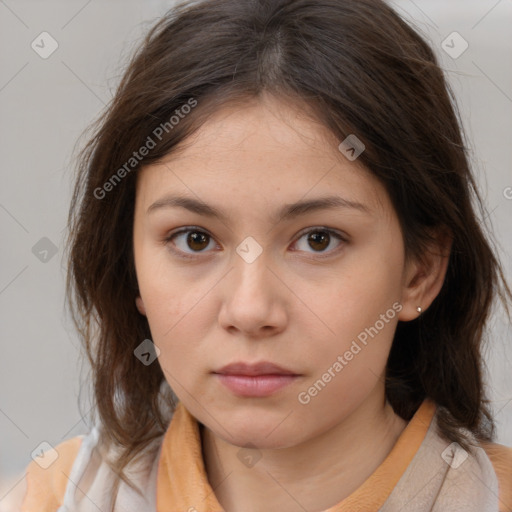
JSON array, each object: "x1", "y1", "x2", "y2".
[
  {"x1": 217, "y1": 235, "x2": 286, "y2": 334},
  {"x1": 232, "y1": 235, "x2": 272, "y2": 296}
]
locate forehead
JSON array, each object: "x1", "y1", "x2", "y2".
[{"x1": 135, "y1": 95, "x2": 389, "y2": 219}]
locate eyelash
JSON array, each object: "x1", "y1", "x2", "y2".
[{"x1": 163, "y1": 226, "x2": 348, "y2": 261}]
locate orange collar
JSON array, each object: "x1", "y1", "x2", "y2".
[{"x1": 156, "y1": 399, "x2": 436, "y2": 511}]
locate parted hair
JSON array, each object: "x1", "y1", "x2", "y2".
[{"x1": 65, "y1": 0, "x2": 512, "y2": 508}]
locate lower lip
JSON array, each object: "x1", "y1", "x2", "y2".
[{"x1": 214, "y1": 374, "x2": 299, "y2": 397}]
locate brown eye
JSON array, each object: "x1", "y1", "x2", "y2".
[
  {"x1": 164, "y1": 226, "x2": 347, "y2": 261},
  {"x1": 165, "y1": 228, "x2": 216, "y2": 258},
  {"x1": 185, "y1": 231, "x2": 210, "y2": 251},
  {"x1": 307, "y1": 231, "x2": 330, "y2": 251},
  {"x1": 293, "y1": 228, "x2": 346, "y2": 257}
]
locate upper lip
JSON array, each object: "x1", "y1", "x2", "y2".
[{"x1": 214, "y1": 361, "x2": 299, "y2": 376}]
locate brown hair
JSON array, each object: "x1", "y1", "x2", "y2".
[{"x1": 65, "y1": 0, "x2": 512, "y2": 507}]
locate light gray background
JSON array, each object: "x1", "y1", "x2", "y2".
[{"x1": 1, "y1": 0, "x2": 511, "y2": 505}]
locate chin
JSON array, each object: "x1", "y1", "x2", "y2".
[
  {"x1": 227, "y1": 430, "x2": 299, "y2": 451},
  {"x1": 222, "y1": 416, "x2": 303, "y2": 449}
]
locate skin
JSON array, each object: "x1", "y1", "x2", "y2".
[{"x1": 133, "y1": 94, "x2": 450, "y2": 512}]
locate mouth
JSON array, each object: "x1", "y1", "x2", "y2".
[
  {"x1": 212, "y1": 361, "x2": 301, "y2": 397},
  {"x1": 213, "y1": 374, "x2": 300, "y2": 397}
]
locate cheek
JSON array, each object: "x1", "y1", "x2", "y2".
[
  {"x1": 138, "y1": 270, "x2": 214, "y2": 375},
  {"x1": 140, "y1": 277, "x2": 180, "y2": 331},
  {"x1": 142, "y1": 286, "x2": 207, "y2": 389},
  {"x1": 300, "y1": 248, "x2": 403, "y2": 378},
  {"x1": 136, "y1": 245, "x2": 186, "y2": 326},
  {"x1": 334, "y1": 239, "x2": 404, "y2": 319}
]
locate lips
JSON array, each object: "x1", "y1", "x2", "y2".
[
  {"x1": 213, "y1": 361, "x2": 301, "y2": 397},
  {"x1": 214, "y1": 361, "x2": 299, "y2": 376}
]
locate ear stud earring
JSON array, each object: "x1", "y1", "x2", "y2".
[{"x1": 416, "y1": 306, "x2": 422, "y2": 314}]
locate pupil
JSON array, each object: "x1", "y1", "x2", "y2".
[
  {"x1": 309, "y1": 231, "x2": 329, "y2": 251},
  {"x1": 188, "y1": 232, "x2": 208, "y2": 251}
]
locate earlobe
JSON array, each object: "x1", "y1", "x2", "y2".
[
  {"x1": 398, "y1": 230, "x2": 452, "y2": 322},
  {"x1": 135, "y1": 296, "x2": 146, "y2": 316}
]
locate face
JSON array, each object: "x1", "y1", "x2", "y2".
[{"x1": 133, "y1": 94, "x2": 413, "y2": 449}]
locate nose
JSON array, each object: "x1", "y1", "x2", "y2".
[{"x1": 217, "y1": 249, "x2": 288, "y2": 338}]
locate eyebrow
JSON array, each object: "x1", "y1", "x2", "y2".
[{"x1": 146, "y1": 194, "x2": 371, "y2": 223}]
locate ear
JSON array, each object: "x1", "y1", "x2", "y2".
[
  {"x1": 135, "y1": 296, "x2": 147, "y2": 316},
  {"x1": 398, "y1": 228, "x2": 452, "y2": 321}
]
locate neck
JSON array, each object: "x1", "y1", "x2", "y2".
[{"x1": 200, "y1": 393, "x2": 408, "y2": 512}]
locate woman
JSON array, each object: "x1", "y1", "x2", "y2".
[{"x1": 20, "y1": 0, "x2": 512, "y2": 510}]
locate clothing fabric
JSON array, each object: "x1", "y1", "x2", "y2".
[{"x1": 20, "y1": 398, "x2": 512, "y2": 511}]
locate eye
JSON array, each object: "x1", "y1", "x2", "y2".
[
  {"x1": 164, "y1": 227, "x2": 218, "y2": 259},
  {"x1": 164, "y1": 227, "x2": 347, "y2": 258},
  {"x1": 163, "y1": 226, "x2": 347, "y2": 260},
  {"x1": 291, "y1": 228, "x2": 346, "y2": 258}
]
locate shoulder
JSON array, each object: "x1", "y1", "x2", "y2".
[
  {"x1": 20, "y1": 435, "x2": 84, "y2": 511},
  {"x1": 481, "y1": 441, "x2": 512, "y2": 512}
]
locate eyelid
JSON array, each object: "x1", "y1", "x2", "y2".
[
  {"x1": 294, "y1": 226, "x2": 348, "y2": 242},
  {"x1": 290, "y1": 227, "x2": 348, "y2": 259},
  {"x1": 163, "y1": 226, "x2": 219, "y2": 260},
  {"x1": 163, "y1": 225, "x2": 348, "y2": 260}
]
